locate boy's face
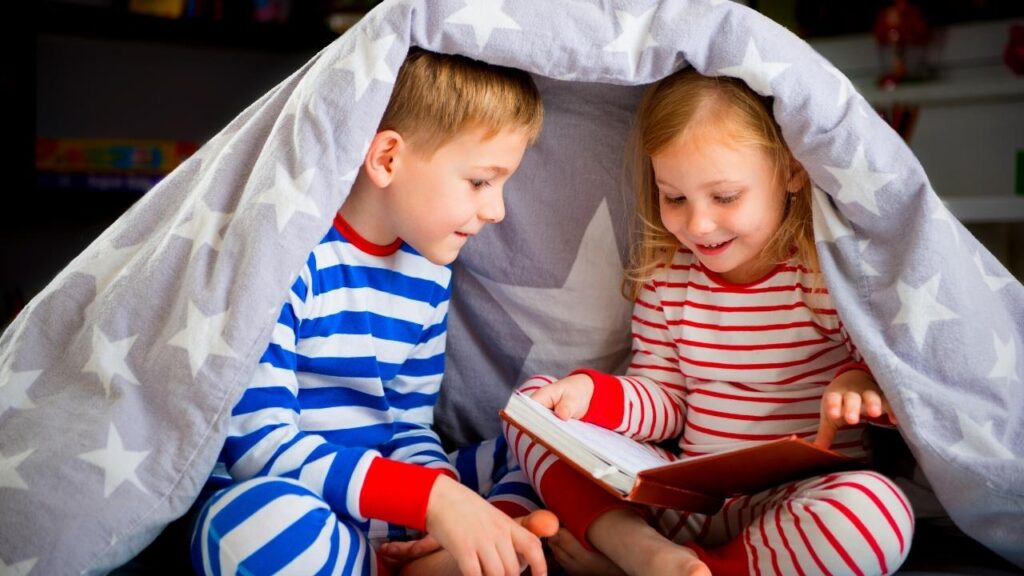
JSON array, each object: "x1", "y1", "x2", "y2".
[{"x1": 383, "y1": 126, "x2": 530, "y2": 265}]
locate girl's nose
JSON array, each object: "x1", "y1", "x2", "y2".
[{"x1": 686, "y1": 205, "x2": 715, "y2": 236}]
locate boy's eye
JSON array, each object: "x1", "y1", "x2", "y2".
[{"x1": 469, "y1": 179, "x2": 491, "y2": 189}]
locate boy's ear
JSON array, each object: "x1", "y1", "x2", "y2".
[{"x1": 363, "y1": 130, "x2": 404, "y2": 188}]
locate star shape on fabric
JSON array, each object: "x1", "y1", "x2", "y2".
[
  {"x1": 973, "y1": 252, "x2": 1014, "y2": 292},
  {"x1": 0, "y1": 556, "x2": 37, "y2": 576},
  {"x1": 858, "y1": 240, "x2": 880, "y2": 277},
  {"x1": 892, "y1": 274, "x2": 959, "y2": 349},
  {"x1": 950, "y1": 412, "x2": 1014, "y2": 460},
  {"x1": 931, "y1": 198, "x2": 960, "y2": 247},
  {"x1": 168, "y1": 300, "x2": 238, "y2": 378},
  {"x1": 989, "y1": 332, "x2": 1020, "y2": 383},
  {"x1": 78, "y1": 236, "x2": 136, "y2": 321},
  {"x1": 0, "y1": 367, "x2": 40, "y2": 417},
  {"x1": 445, "y1": 0, "x2": 521, "y2": 51},
  {"x1": 811, "y1": 185, "x2": 854, "y2": 244},
  {"x1": 82, "y1": 328, "x2": 139, "y2": 397},
  {"x1": 254, "y1": 164, "x2": 321, "y2": 233},
  {"x1": 473, "y1": 200, "x2": 632, "y2": 380},
  {"x1": 822, "y1": 144, "x2": 896, "y2": 216},
  {"x1": 822, "y1": 63, "x2": 857, "y2": 109},
  {"x1": 603, "y1": 7, "x2": 659, "y2": 74},
  {"x1": 173, "y1": 200, "x2": 234, "y2": 263},
  {"x1": 78, "y1": 423, "x2": 150, "y2": 497},
  {"x1": 0, "y1": 448, "x2": 33, "y2": 490},
  {"x1": 716, "y1": 39, "x2": 790, "y2": 96},
  {"x1": 332, "y1": 30, "x2": 397, "y2": 100}
]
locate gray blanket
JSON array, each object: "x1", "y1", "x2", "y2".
[{"x1": 1, "y1": 1, "x2": 1021, "y2": 573}]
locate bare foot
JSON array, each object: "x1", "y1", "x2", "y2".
[
  {"x1": 548, "y1": 527, "x2": 626, "y2": 576},
  {"x1": 395, "y1": 509, "x2": 559, "y2": 575},
  {"x1": 588, "y1": 508, "x2": 710, "y2": 576}
]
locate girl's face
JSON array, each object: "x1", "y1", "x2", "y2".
[{"x1": 651, "y1": 130, "x2": 788, "y2": 284}]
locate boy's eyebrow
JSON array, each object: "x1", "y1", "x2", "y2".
[{"x1": 474, "y1": 166, "x2": 510, "y2": 176}]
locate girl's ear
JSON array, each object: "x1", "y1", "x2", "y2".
[
  {"x1": 363, "y1": 130, "x2": 404, "y2": 188},
  {"x1": 786, "y1": 155, "x2": 809, "y2": 193}
]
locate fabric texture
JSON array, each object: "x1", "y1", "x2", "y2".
[{"x1": 1, "y1": 1, "x2": 1021, "y2": 573}]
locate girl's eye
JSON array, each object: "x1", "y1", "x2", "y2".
[
  {"x1": 662, "y1": 194, "x2": 685, "y2": 205},
  {"x1": 470, "y1": 179, "x2": 491, "y2": 189},
  {"x1": 716, "y1": 193, "x2": 740, "y2": 205}
]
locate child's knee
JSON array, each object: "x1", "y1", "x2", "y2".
[
  {"x1": 191, "y1": 477, "x2": 363, "y2": 575},
  {"x1": 804, "y1": 471, "x2": 915, "y2": 571}
]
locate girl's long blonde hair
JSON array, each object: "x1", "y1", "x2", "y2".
[{"x1": 623, "y1": 68, "x2": 816, "y2": 301}]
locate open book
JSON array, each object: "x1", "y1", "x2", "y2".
[{"x1": 500, "y1": 391, "x2": 859, "y2": 514}]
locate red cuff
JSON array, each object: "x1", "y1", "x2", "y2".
[
  {"x1": 571, "y1": 368, "x2": 625, "y2": 430},
  {"x1": 834, "y1": 362, "x2": 873, "y2": 381},
  {"x1": 359, "y1": 457, "x2": 444, "y2": 531}
]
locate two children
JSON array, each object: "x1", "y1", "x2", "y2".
[
  {"x1": 189, "y1": 49, "x2": 556, "y2": 576},
  {"x1": 503, "y1": 69, "x2": 915, "y2": 575}
]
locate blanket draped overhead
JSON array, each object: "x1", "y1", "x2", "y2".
[{"x1": 1, "y1": 0, "x2": 1021, "y2": 572}]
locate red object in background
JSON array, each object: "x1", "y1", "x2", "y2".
[
  {"x1": 1004, "y1": 24, "x2": 1024, "y2": 75},
  {"x1": 874, "y1": 0, "x2": 932, "y2": 89}
]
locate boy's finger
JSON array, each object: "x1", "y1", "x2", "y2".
[
  {"x1": 520, "y1": 509, "x2": 559, "y2": 538},
  {"x1": 513, "y1": 527, "x2": 547, "y2": 576}
]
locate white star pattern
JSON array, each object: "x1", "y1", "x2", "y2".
[
  {"x1": 82, "y1": 328, "x2": 139, "y2": 397},
  {"x1": 989, "y1": 332, "x2": 1020, "y2": 383},
  {"x1": 950, "y1": 413, "x2": 1014, "y2": 460},
  {"x1": 0, "y1": 367, "x2": 40, "y2": 417},
  {"x1": 173, "y1": 200, "x2": 234, "y2": 263},
  {"x1": 78, "y1": 236, "x2": 136, "y2": 321},
  {"x1": 445, "y1": 0, "x2": 521, "y2": 51},
  {"x1": 811, "y1": 185, "x2": 854, "y2": 244},
  {"x1": 0, "y1": 449, "x2": 32, "y2": 490},
  {"x1": 168, "y1": 300, "x2": 238, "y2": 378},
  {"x1": 931, "y1": 199, "x2": 960, "y2": 247},
  {"x1": 822, "y1": 63, "x2": 856, "y2": 109},
  {"x1": 858, "y1": 240, "x2": 881, "y2": 277},
  {"x1": 973, "y1": 252, "x2": 1014, "y2": 292},
  {"x1": 0, "y1": 557, "x2": 37, "y2": 576},
  {"x1": 332, "y1": 31, "x2": 396, "y2": 100},
  {"x1": 474, "y1": 201, "x2": 632, "y2": 381},
  {"x1": 78, "y1": 424, "x2": 150, "y2": 497},
  {"x1": 254, "y1": 164, "x2": 321, "y2": 233},
  {"x1": 823, "y1": 145, "x2": 896, "y2": 216},
  {"x1": 892, "y1": 274, "x2": 959, "y2": 349},
  {"x1": 717, "y1": 39, "x2": 790, "y2": 96},
  {"x1": 603, "y1": 7, "x2": 659, "y2": 73}
]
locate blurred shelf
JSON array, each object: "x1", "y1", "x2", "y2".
[
  {"x1": 943, "y1": 195, "x2": 1024, "y2": 223},
  {"x1": 36, "y1": 2, "x2": 340, "y2": 52},
  {"x1": 855, "y1": 64, "x2": 1024, "y2": 107}
]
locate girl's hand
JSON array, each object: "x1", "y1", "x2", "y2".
[
  {"x1": 814, "y1": 369, "x2": 897, "y2": 449},
  {"x1": 528, "y1": 373, "x2": 595, "y2": 421}
]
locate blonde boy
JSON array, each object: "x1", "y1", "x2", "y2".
[{"x1": 189, "y1": 49, "x2": 549, "y2": 576}]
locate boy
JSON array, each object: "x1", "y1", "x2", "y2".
[{"x1": 189, "y1": 49, "x2": 551, "y2": 576}]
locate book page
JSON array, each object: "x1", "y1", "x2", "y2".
[{"x1": 514, "y1": 393, "x2": 670, "y2": 476}]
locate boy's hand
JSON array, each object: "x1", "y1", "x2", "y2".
[
  {"x1": 425, "y1": 474, "x2": 547, "y2": 576},
  {"x1": 529, "y1": 373, "x2": 595, "y2": 421},
  {"x1": 815, "y1": 369, "x2": 897, "y2": 449}
]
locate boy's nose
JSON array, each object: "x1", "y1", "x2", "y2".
[{"x1": 479, "y1": 188, "x2": 506, "y2": 224}]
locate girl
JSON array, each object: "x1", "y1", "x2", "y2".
[{"x1": 504, "y1": 68, "x2": 914, "y2": 575}]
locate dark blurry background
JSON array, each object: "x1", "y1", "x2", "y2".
[{"x1": 3, "y1": 0, "x2": 1023, "y2": 329}]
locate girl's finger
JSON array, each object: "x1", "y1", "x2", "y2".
[
  {"x1": 861, "y1": 390, "x2": 883, "y2": 418},
  {"x1": 842, "y1": 391, "x2": 862, "y2": 424}
]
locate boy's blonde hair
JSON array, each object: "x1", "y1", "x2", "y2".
[
  {"x1": 379, "y1": 48, "x2": 544, "y2": 155},
  {"x1": 624, "y1": 68, "x2": 815, "y2": 300}
]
